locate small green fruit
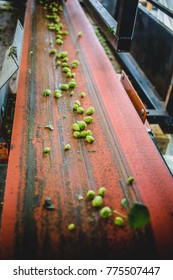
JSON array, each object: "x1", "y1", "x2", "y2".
[
  {"x1": 73, "y1": 104, "x2": 79, "y2": 110},
  {"x1": 64, "y1": 144, "x2": 71, "y2": 151},
  {"x1": 56, "y1": 60, "x2": 61, "y2": 67},
  {"x1": 68, "y1": 223, "x2": 75, "y2": 231},
  {"x1": 127, "y1": 176, "x2": 134, "y2": 184},
  {"x1": 43, "y1": 89, "x2": 51, "y2": 96},
  {"x1": 59, "y1": 84, "x2": 69, "y2": 91},
  {"x1": 77, "y1": 121, "x2": 87, "y2": 130},
  {"x1": 80, "y1": 92, "x2": 86, "y2": 98},
  {"x1": 114, "y1": 217, "x2": 124, "y2": 226},
  {"x1": 43, "y1": 147, "x2": 51, "y2": 153},
  {"x1": 68, "y1": 81, "x2": 76, "y2": 88},
  {"x1": 92, "y1": 195, "x2": 103, "y2": 207},
  {"x1": 86, "y1": 107, "x2": 95, "y2": 115},
  {"x1": 86, "y1": 190, "x2": 95, "y2": 199},
  {"x1": 54, "y1": 89, "x2": 62, "y2": 98},
  {"x1": 98, "y1": 187, "x2": 106, "y2": 196},
  {"x1": 84, "y1": 116, "x2": 93, "y2": 124},
  {"x1": 73, "y1": 131, "x2": 81, "y2": 138},
  {"x1": 77, "y1": 107, "x2": 84, "y2": 114},
  {"x1": 62, "y1": 67, "x2": 70, "y2": 73},
  {"x1": 100, "y1": 206, "x2": 112, "y2": 218},
  {"x1": 86, "y1": 130, "x2": 92, "y2": 136},
  {"x1": 72, "y1": 123, "x2": 80, "y2": 131},
  {"x1": 80, "y1": 130, "x2": 87, "y2": 138},
  {"x1": 74, "y1": 100, "x2": 81, "y2": 106},
  {"x1": 86, "y1": 135, "x2": 94, "y2": 143},
  {"x1": 49, "y1": 48, "x2": 57, "y2": 54}
]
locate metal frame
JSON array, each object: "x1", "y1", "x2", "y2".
[
  {"x1": 81, "y1": 0, "x2": 173, "y2": 131},
  {"x1": 147, "y1": 0, "x2": 173, "y2": 19},
  {"x1": 115, "y1": 0, "x2": 139, "y2": 51},
  {"x1": 82, "y1": 0, "x2": 139, "y2": 52}
]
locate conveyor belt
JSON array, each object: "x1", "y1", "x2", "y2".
[{"x1": 0, "y1": 0, "x2": 173, "y2": 259}]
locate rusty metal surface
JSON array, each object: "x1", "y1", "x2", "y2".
[
  {"x1": 0, "y1": 0, "x2": 173, "y2": 260},
  {"x1": 120, "y1": 70, "x2": 147, "y2": 123},
  {"x1": 0, "y1": 143, "x2": 8, "y2": 163}
]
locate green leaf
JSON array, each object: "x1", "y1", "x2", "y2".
[
  {"x1": 128, "y1": 202, "x2": 150, "y2": 229},
  {"x1": 108, "y1": 26, "x2": 114, "y2": 33}
]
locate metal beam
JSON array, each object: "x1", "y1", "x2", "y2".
[
  {"x1": 116, "y1": 0, "x2": 139, "y2": 51},
  {"x1": 82, "y1": 0, "x2": 139, "y2": 52}
]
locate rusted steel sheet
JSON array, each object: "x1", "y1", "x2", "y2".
[
  {"x1": 120, "y1": 70, "x2": 147, "y2": 123},
  {"x1": 0, "y1": 0, "x2": 173, "y2": 260}
]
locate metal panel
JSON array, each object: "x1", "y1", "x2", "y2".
[
  {"x1": 131, "y1": 6, "x2": 173, "y2": 101},
  {"x1": 0, "y1": 20, "x2": 23, "y2": 89}
]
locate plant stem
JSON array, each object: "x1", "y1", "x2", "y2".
[{"x1": 113, "y1": 209, "x2": 128, "y2": 219}]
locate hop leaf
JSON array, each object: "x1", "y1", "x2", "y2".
[{"x1": 128, "y1": 202, "x2": 150, "y2": 229}]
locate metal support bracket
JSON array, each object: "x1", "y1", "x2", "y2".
[
  {"x1": 82, "y1": 0, "x2": 139, "y2": 52},
  {"x1": 0, "y1": 20, "x2": 23, "y2": 126}
]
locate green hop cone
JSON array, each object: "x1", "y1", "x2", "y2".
[
  {"x1": 114, "y1": 216, "x2": 124, "y2": 226},
  {"x1": 73, "y1": 131, "x2": 81, "y2": 138},
  {"x1": 74, "y1": 100, "x2": 81, "y2": 106},
  {"x1": 77, "y1": 107, "x2": 84, "y2": 114},
  {"x1": 43, "y1": 89, "x2": 51, "y2": 96},
  {"x1": 84, "y1": 116, "x2": 93, "y2": 124},
  {"x1": 92, "y1": 195, "x2": 103, "y2": 207},
  {"x1": 68, "y1": 223, "x2": 75, "y2": 231},
  {"x1": 64, "y1": 144, "x2": 71, "y2": 151},
  {"x1": 100, "y1": 206, "x2": 112, "y2": 218},
  {"x1": 77, "y1": 121, "x2": 87, "y2": 131},
  {"x1": 72, "y1": 123, "x2": 80, "y2": 131},
  {"x1": 86, "y1": 107, "x2": 95, "y2": 115},
  {"x1": 80, "y1": 92, "x2": 86, "y2": 98},
  {"x1": 43, "y1": 147, "x2": 51, "y2": 153},
  {"x1": 86, "y1": 135, "x2": 94, "y2": 143},
  {"x1": 98, "y1": 187, "x2": 106, "y2": 196},
  {"x1": 86, "y1": 190, "x2": 95, "y2": 199}
]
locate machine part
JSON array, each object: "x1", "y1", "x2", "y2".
[
  {"x1": 0, "y1": 20, "x2": 23, "y2": 89},
  {"x1": 120, "y1": 70, "x2": 147, "y2": 123},
  {"x1": 82, "y1": 0, "x2": 138, "y2": 52}
]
